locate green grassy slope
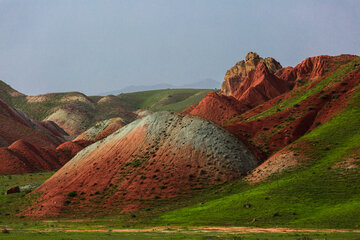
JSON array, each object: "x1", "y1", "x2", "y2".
[
  {"x1": 0, "y1": 80, "x2": 24, "y2": 104},
  {"x1": 117, "y1": 89, "x2": 213, "y2": 112},
  {"x1": 154, "y1": 68, "x2": 360, "y2": 229},
  {"x1": 0, "y1": 172, "x2": 54, "y2": 221}
]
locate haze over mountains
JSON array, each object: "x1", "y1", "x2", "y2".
[{"x1": 100, "y1": 78, "x2": 220, "y2": 95}]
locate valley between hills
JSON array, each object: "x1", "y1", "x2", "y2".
[{"x1": 1, "y1": 52, "x2": 360, "y2": 239}]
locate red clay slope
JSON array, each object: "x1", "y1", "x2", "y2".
[
  {"x1": 0, "y1": 99, "x2": 68, "y2": 148},
  {"x1": 0, "y1": 99, "x2": 78, "y2": 174},
  {"x1": 26, "y1": 112, "x2": 258, "y2": 217},
  {"x1": 0, "y1": 138, "x2": 93, "y2": 175},
  {"x1": 183, "y1": 92, "x2": 248, "y2": 124},
  {"x1": 0, "y1": 140, "x2": 71, "y2": 174}
]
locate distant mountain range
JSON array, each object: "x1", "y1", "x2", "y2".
[{"x1": 99, "y1": 78, "x2": 220, "y2": 95}]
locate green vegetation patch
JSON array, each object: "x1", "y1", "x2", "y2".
[
  {"x1": 0, "y1": 172, "x2": 54, "y2": 225},
  {"x1": 117, "y1": 89, "x2": 212, "y2": 112}
]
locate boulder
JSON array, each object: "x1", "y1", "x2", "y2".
[{"x1": 6, "y1": 186, "x2": 20, "y2": 194}]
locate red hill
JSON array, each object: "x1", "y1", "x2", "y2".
[
  {"x1": 0, "y1": 99, "x2": 68, "y2": 148},
  {"x1": 183, "y1": 92, "x2": 247, "y2": 124},
  {"x1": 25, "y1": 112, "x2": 258, "y2": 217},
  {"x1": 0, "y1": 140, "x2": 69, "y2": 174}
]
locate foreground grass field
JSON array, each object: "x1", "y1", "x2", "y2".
[
  {"x1": 1, "y1": 229, "x2": 360, "y2": 240},
  {"x1": 0, "y1": 172, "x2": 54, "y2": 221}
]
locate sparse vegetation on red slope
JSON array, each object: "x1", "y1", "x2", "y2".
[
  {"x1": 24, "y1": 112, "x2": 257, "y2": 217},
  {"x1": 224, "y1": 57, "x2": 360, "y2": 158}
]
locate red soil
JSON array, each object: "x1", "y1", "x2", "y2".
[
  {"x1": 0, "y1": 100, "x2": 68, "y2": 148},
  {"x1": 0, "y1": 138, "x2": 93, "y2": 175},
  {"x1": 183, "y1": 91, "x2": 248, "y2": 124},
  {"x1": 0, "y1": 140, "x2": 67, "y2": 174},
  {"x1": 56, "y1": 140, "x2": 92, "y2": 158},
  {"x1": 94, "y1": 123, "x2": 125, "y2": 141},
  {"x1": 0, "y1": 113, "x2": 59, "y2": 148}
]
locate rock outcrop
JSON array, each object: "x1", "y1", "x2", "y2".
[
  {"x1": 6, "y1": 186, "x2": 20, "y2": 195},
  {"x1": 232, "y1": 62, "x2": 290, "y2": 107},
  {"x1": 221, "y1": 52, "x2": 282, "y2": 96}
]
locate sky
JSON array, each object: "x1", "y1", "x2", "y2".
[{"x1": 0, "y1": 0, "x2": 359, "y2": 95}]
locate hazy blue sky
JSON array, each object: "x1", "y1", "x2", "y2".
[{"x1": 0, "y1": 0, "x2": 359, "y2": 95}]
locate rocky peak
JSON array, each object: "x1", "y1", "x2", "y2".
[
  {"x1": 232, "y1": 62, "x2": 290, "y2": 107},
  {"x1": 221, "y1": 52, "x2": 282, "y2": 96},
  {"x1": 245, "y1": 52, "x2": 261, "y2": 64}
]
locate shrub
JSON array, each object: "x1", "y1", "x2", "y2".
[
  {"x1": 67, "y1": 191, "x2": 77, "y2": 197},
  {"x1": 314, "y1": 121, "x2": 321, "y2": 127},
  {"x1": 320, "y1": 94, "x2": 329, "y2": 99}
]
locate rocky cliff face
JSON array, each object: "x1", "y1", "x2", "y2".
[
  {"x1": 232, "y1": 62, "x2": 290, "y2": 106},
  {"x1": 221, "y1": 52, "x2": 282, "y2": 96}
]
